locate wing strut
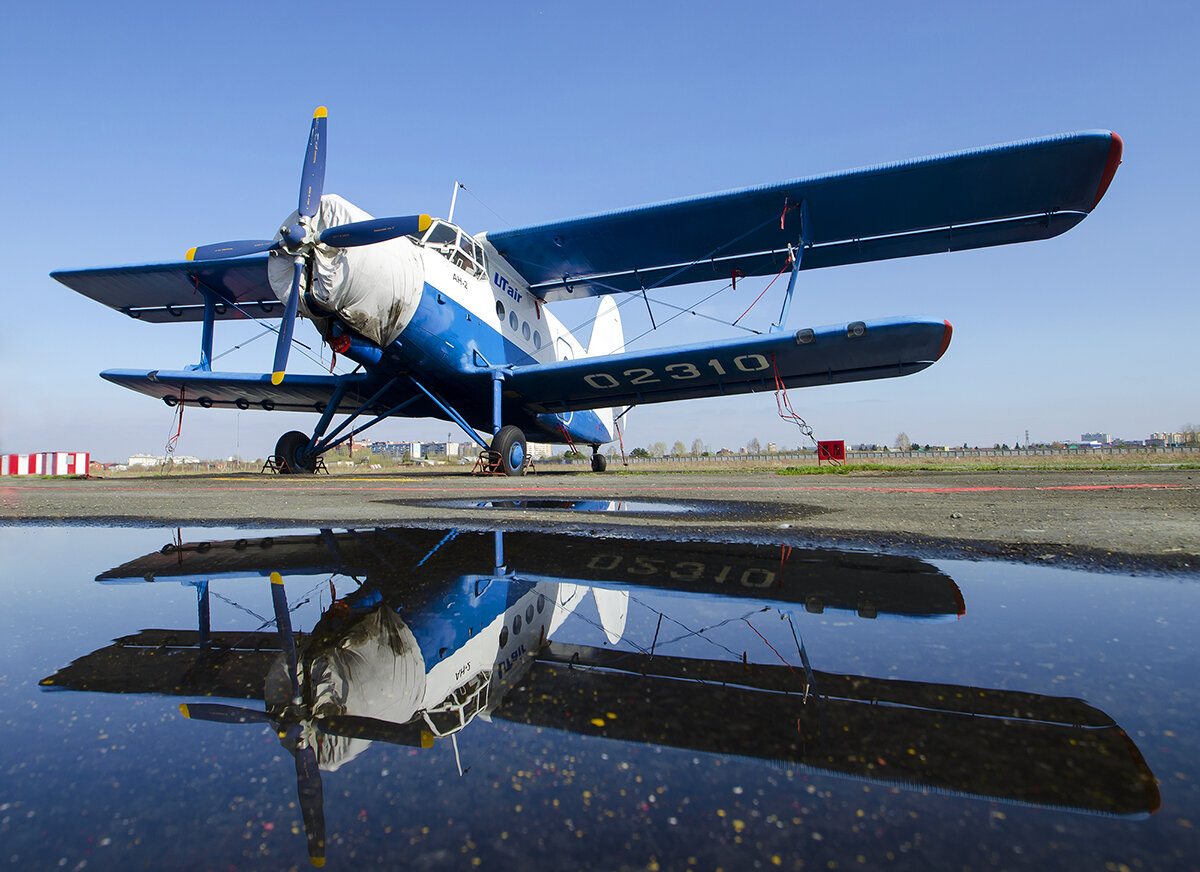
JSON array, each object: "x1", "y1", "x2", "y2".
[
  {"x1": 771, "y1": 199, "x2": 812, "y2": 333},
  {"x1": 407, "y1": 375, "x2": 491, "y2": 451}
]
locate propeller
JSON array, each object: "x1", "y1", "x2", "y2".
[
  {"x1": 183, "y1": 107, "x2": 432, "y2": 385},
  {"x1": 292, "y1": 730, "x2": 326, "y2": 866},
  {"x1": 180, "y1": 572, "x2": 326, "y2": 865},
  {"x1": 179, "y1": 703, "x2": 271, "y2": 724},
  {"x1": 271, "y1": 571, "x2": 302, "y2": 702},
  {"x1": 318, "y1": 214, "x2": 431, "y2": 248}
]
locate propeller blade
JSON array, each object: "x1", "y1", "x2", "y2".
[
  {"x1": 294, "y1": 743, "x2": 326, "y2": 866},
  {"x1": 298, "y1": 107, "x2": 327, "y2": 219},
  {"x1": 318, "y1": 714, "x2": 432, "y2": 748},
  {"x1": 271, "y1": 260, "x2": 303, "y2": 386},
  {"x1": 318, "y1": 214, "x2": 431, "y2": 248},
  {"x1": 178, "y1": 702, "x2": 271, "y2": 724},
  {"x1": 270, "y1": 571, "x2": 300, "y2": 699},
  {"x1": 186, "y1": 239, "x2": 278, "y2": 261}
]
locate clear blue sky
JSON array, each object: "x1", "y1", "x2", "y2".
[{"x1": 2, "y1": 1, "x2": 1196, "y2": 461}]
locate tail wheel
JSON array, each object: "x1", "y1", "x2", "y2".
[
  {"x1": 492, "y1": 426, "x2": 527, "y2": 476},
  {"x1": 591, "y1": 451, "x2": 607, "y2": 473},
  {"x1": 275, "y1": 431, "x2": 316, "y2": 474}
]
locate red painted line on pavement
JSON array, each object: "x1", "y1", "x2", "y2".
[{"x1": 2, "y1": 483, "x2": 1190, "y2": 495}]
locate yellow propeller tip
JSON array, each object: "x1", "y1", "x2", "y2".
[
  {"x1": 314, "y1": 107, "x2": 327, "y2": 118},
  {"x1": 185, "y1": 247, "x2": 197, "y2": 261},
  {"x1": 418, "y1": 214, "x2": 432, "y2": 232},
  {"x1": 270, "y1": 571, "x2": 283, "y2": 585},
  {"x1": 271, "y1": 371, "x2": 285, "y2": 385},
  {"x1": 311, "y1": 857, "x2": 326, "y2": 867},
  {"x1": 179, "y1": 704, "x2": 191, "y2": 718}
]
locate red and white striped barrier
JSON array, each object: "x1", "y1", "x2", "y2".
[{"x1": 1, "y1": 452, "x2": 89, "y2": 476}]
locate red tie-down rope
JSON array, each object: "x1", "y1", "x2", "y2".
[
  {"x1": 159, "y1": 387, "x2": 186, "y2": 475},
  {"x1": 771, "y1": 355, "x2": 817, "y2": 448},
  {"x1": 166, "y1": 387, "x2": 186, "y2": 454},
  {"x1": 559, "y1": 423, "x2": 579, "y2": 455}
]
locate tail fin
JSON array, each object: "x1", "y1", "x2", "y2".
[
  {"x1": 587, "y1": 296, "x2": 624, "y2": 357},
  {"x1": 586, "y1": 298, "x2": 624, "y2": 442}
]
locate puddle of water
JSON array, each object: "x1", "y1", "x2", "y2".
[
  {"x1": 423, "y1": 498, "x2": 694, "y2": 514},
  {"x1": 3, "y1": 526, "x2": 1198, "y2": 869}
]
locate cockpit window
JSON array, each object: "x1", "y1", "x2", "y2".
[
  {"x1": 420, "y1": 219, "x2": 485, "y2": 277},
  {"x1": 423, "y1": 221, "x2": 458, "y2": 246}
]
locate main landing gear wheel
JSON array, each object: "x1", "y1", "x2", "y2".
[
  {"x1": 492, "y1": 425, "x2": 527, "y2": 476},
  {"x1": 275, "y1": 431, "x2": 316, "y2": 474},
  {"x1": 591, "y1": 451, "x2": 607, "y2": 473}
]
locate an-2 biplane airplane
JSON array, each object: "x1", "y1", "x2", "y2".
[{"x1": 52, "y1": 109, "x2": 1121, "y2": 473}]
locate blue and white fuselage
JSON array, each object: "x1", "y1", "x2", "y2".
[{"x1": 282, "y1": 194, "x2": 617, "y2": 449}]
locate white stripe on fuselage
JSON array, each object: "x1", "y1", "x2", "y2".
[{"x1": 415, "y1": 236, "x2": 584, "y2": 367}]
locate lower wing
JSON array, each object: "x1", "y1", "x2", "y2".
[
  {"x1": 98, "y1": 369, "x2": 438, "y2": 417},
  {"x1": 506, "y1": 317, "x2": 952, "y2": 414}
]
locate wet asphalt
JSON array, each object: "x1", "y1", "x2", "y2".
[{"x1": 2, "y1": 467, "x2": 1196, "y2": 574}]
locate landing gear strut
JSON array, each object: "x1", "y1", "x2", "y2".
[
  {"x1": 491, "y1": 425, "x2": 527, "y2": 476},
  {"x1": 275, "y1": 430, "x2": 317, "y2": 474},
  {"x1": 591, "y1": 449, "x2": 607, "y2": 473}
]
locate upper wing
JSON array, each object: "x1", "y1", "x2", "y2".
[
  {"x1": 51, "y1": 255, "x2": 279, "y2": 323},
  {"x1": 505, "y1": 317, "x2": 952, "y2": 414},
  {"x1": 486, "y1": 131, "x2": 1122, "y2": 301}
]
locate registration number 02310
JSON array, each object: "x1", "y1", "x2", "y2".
[{"x1": 582, "y1": 354, "x2": 770, "y2": 390}]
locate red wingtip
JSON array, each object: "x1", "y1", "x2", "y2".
[
  {"x1": 937, "y1": 320, "x2": 953, "y2": 360},
  {"x1": 1090, "y1": 131, "x2": 1123, "y2": 210}
]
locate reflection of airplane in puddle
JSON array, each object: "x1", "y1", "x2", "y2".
[{"x1": 42, "y1": 530, "x2": 1158, "y2": 865}]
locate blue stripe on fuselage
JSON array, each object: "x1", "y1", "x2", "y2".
[{"x1": 388, "y1": 281, "x2": 611, "y2": 445}]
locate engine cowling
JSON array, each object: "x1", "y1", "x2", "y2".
[{"x1": 267, "y1": 194, "x2": 425, "y2": 348}]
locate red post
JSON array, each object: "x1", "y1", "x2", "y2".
[{"x1": 817, "y1": 440, "x2": 846, "y2": 466}]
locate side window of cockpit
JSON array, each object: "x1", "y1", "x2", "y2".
[{"x1": 453, "y1": 233, "x2": 480, "y2": 275}]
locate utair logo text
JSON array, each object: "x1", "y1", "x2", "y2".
[{"x1": 493, "y1": 272, "x2": 522, "y2": 303}]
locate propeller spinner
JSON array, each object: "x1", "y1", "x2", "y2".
[{"x1": 185, "y1": 108, "x2": 430, "y2": 384}]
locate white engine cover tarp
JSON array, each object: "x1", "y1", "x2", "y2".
[
  {"x1": 265, "y1": 607, "x2": 426, "y2": 771},
  {"x1": 268, "y1": 194, "x2": 425, "y2": 347}
]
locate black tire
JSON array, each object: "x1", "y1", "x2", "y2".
[
  {"x1": 491, "y1": 426, "x2": 527, "y2": 476},
  {"x1": 591, "y1": 452, "x2": 607, "y2": 473},
  {"x1": 275, "y1": 431, "x2": 316, "y2": 474}
]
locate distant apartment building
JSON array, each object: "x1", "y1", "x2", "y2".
[
  {"x1": 128, "y1": 453, "x2": 199, "y2": 466},
  {"x1": 1080, "y1": 432, "x2": 1113, "y2": 444}
]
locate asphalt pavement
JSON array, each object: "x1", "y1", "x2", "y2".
[{"x1": 2, "y1": 467, "x2": 1196, "y2": 574}]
